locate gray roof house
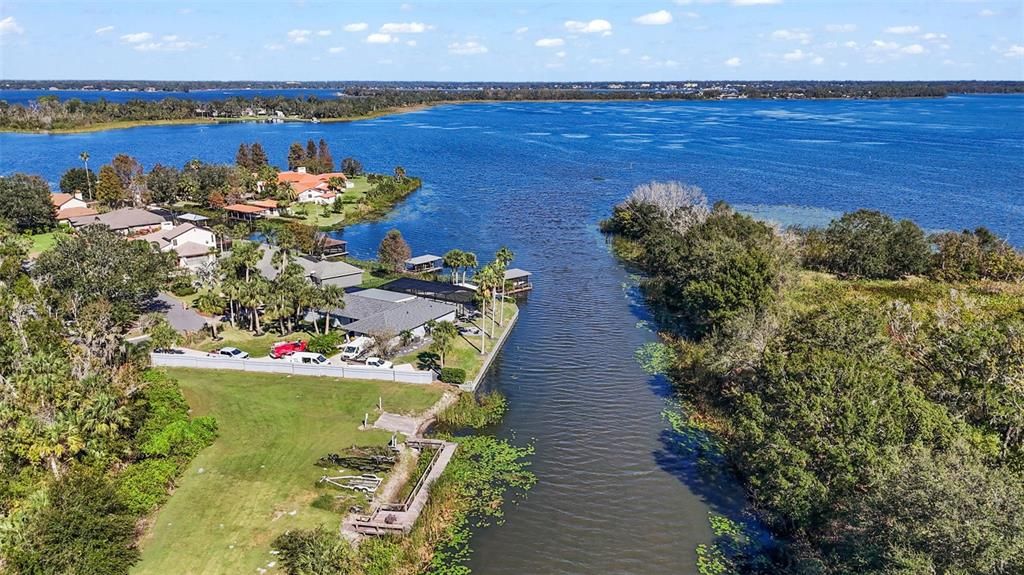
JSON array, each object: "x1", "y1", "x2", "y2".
[
  {"x1": 253, "y1": 245, "x2": 363, "y2": 288},
  {"x1": 70, "y1": 208, "x2": 170, "y2": 235},
  {"x1": 322, "y1": 288, "x2": 457, "y2": 337}
]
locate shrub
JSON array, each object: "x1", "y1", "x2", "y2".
[
  {"x1": 4, "y1": 471, "x2": 140, "y2": 574},
  {"x1": 435, "y1": 392, "x2": 507, "y2": 431},
  {"x1": 116, "y1": 458, "x2": 180, "y2": 515},
  {"x1": 169, "y1": 275, "x2": 197, "y2": 296},
  {"x1": 140, "y1": 417, "x2": 217, "y2": 459},
  {"x1": 308, "y1": 332, "x2": 343, "y2": 355},
  {"x1": 273, "y1": 526, "x2": 353, "y2": 575},
  {"x1": 439, "y1": 367, "x2": 467, "y2": 385}
]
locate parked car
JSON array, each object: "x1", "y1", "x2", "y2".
[
  {"x1": 270, "y1": 340, "x2": 307, "y2": 359},
  {"x1": 287, "y1": 351, "x2": 330, "y2": 365},
  {"x1": 210, "y1": 347, "x2": 249, "y2": 359},
  {"x1": 459, "y1": 326, "x2": 481, "y2": 336},
  {"x1": 340, "y1": 336, "x2": 371, "y2": 360},
  {"x1": 154, "y1": 348, "x2": 185, "y2": 354},
  {"x1": 364, "y1": 357, "x2": 394, "y2": 369}
]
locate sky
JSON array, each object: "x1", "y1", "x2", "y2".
[{"x1": 0, "y1": 0, "x2": 1022, "y2": 82}]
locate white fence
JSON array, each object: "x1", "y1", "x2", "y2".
[{"x1": 150, "y1": 354, "x2": 435, "y2": 384}]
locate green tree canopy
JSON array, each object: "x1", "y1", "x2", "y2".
[{"x1": 0, "y1": 173, "x2": 57, "y2": 233}]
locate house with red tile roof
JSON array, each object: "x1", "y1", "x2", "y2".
[
  {"x1": 50, "y1": 192, "x2": 99, "y2": 223},
  {"x1": 278, "y1": 169, "x2": 351, "y2": 205}
]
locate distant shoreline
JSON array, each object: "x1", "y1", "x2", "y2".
[
  {"x1": 3, "y1": 92, "x2": 1019, "y2": 135},
  {"x1": 0, "y1": 104, "x2": 433, "y2": 135}
]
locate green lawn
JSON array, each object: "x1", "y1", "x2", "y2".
[
  {"x1": 133, "y1": 368, "x2": 443, "y2": 575},
  {"x1": 274, "y1": 176, "x2": 374, "y2": 229},
  {"x1": 27, "y1": 231, "x2": 62, "y2": 256},
  {"x1": 194, "y1": 326, "x2": 316, "y2": 358},
  {"x1": 395, "y1": 301, "x2": 518, "y2": 380}
]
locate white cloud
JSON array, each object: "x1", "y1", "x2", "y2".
[
  {"x1": 825, "y1": 24, "x2": 856, "y2": 33},
  {"x1": 732, "y1": 0, "x2": 782, "y2": 5},
  {"x1": 317, "y1": 30, "x2": 332, "y2": 37},
  {"x1": 771, "y1": 28, "x2": 812, "y2": 44},
  {"x1": 406, "y1": 39, "x2": 417, "y2": 47},
  {"x1": 343, "y1": 22, "x2": 368, "y2": 32},
  {"x1": 979, "y1": 9, "x2": 996, "y2": 17},
  {"x1": 885, "y1": 25, "x2": 920, "y2": 35},
  {"x1": 618, "y1": 47, "x2": 631, "y2": 55},
  {"x1": 565, "y1": 19, "x2": 612, "y2": 34},
  {"x1": 288, "y1": 29, "x2": 312, "y2": 44},
  {"x1": 811, "y1": 56, "x2": 824, "y2": 65},
  {"x1": 94, "y1": 25, "x2": 115, "y2": 35},
  {"x1": 0, "y1": 16, "x2": 23, "y2": 36},
  {"x1": 134, "y1": 40, "x2": 200, "y2": 52},
  {"x1": 366, "y1": 33, "x2": 396, "y2": 44},
  {"x1": 844, "y1": 41, "x2": 858, "y2": 49},
  {"x1": 328, "y1": 46, "x2": 345, "y2": 54},
  {"x1": 515, "y1": 26, "x2": 529, "y2": 34},
  {"x1": 871, "y1": 40, "x2": 900, "y2": 51},
  {"x1": 264, "y1": 43, "x2": 285, "y2": 51},
  {"x1": 1003, "y1": 44, "x2": 1024, "y2": 58},
  {"x1": 921, "y1": 32, "x2": 947, "y2": 41},
  {"x1": 400, "y1": 3, "x2": 414, "y2": 10},
  {"x1": 448, "y1": 40, "x2": 488, "y2": 55},
  {"x1": 590, "y1": 57, "x2": 611, "y2": 65},
  {"x1": 120, "y1": 32, "x2": 152, "y2": 43},
  {"x1": 724, "y1": 56, "x2": 741, "y2": 67},
  {"x1": 634, "y1": 10, "x2": 673, "y2": 25},
  {"x1": 901, "y1": 44, "x2": 926, "y2": 54},
  {"x1": 379, "y1": 22, "x2": 430, "y2": 34},
  {"x1": 782, "y1": 48, "x2": 808, "y2": 61},
  {"x1": 535, "y1": 37, "x2": 565, "y2": 47},
  {"x1": 555, "y1": 50, "x2": 567, "y2": 58},
  {"x1": 162, "y1": 35, "x2": 178, "y2": 42}
]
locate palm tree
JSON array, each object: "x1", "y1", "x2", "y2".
[
  {"x1": 80, "y1": 151, "x2": 93, "y2": 200},
  {"x1": 239, "y1": 279, "x2": 267, "y2": 333},
  {"x1": 493, "y1": 247, "x2": 514, "y2": 326},
  {"x1": 463, "y1": 251, "x2": 478, "y2": 284},
  {"x1": 318, "y1": 284, "x2": 346, "y2": 334},
  {"x1": 221, "y1": 276, "x2": 243, "y2": 328},
  {"x1": 474, "y1": 264, "x2": 500, "y2": 351},
  {"x1": 443, "y1": 249, "x2": 465, "y2": 284}
]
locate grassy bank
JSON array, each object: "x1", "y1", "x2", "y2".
[{"x1": 132, "y1": 368, "x2": 443, "y2": 575}]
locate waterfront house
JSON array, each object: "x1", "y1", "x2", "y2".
[
  {"x1": 503, "y1": 268, "x2": 534, "y2": 293},
  {"x1": 138, "y1": 223, "x2": 217, "y2": 269},
  {"x1": 279, "y1": 169, "x2": 353, "y2": 205},
  {"x1": 253, "y1": 245, "x2": 363, "y2": 289},
  {"x1": 50, "y1": 193, "x2": 98, "y2": 223},
  {"x1": 320, "y1": 235, "x2": 348, "y2": 256},
  {"x1": 69, "y1": 207, "x2": 169, "y2": 236},
  {"x1": 318, "y1": 288, "x2": 458, "y2": 340},
  {"x1": 247, "y1": 199, "x2": 280, "y2": 216},
  {"x1": 224, "y1": 203, "x2": 269, "y2": 221},
  {"x1": 404, "y1": 254, "x2": 443, "y2": 274}
]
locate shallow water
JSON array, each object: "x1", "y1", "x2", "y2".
[{"x1": 2, "y1": 96, "x2": 1022, "y2": 574}]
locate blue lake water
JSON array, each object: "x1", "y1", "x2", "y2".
[{"x1": 2, "y1": 96, "x2": 1023, "y2": 574}]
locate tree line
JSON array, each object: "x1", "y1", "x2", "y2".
[
  {"x1": 7, "y1": 80, "x2": 1024, "y2": 131},
  {"x1": 0, "y1": 223, "x2": 217, "y2": 574},
  {"x1": 602, "y1": 182, "x2": 1024, "y2": 574}
]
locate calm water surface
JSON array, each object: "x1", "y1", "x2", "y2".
[{"x1": 2, "y1": 96, "x2": 1022, "y2": 574}]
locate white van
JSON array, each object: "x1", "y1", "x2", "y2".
[
  {"x1": 287, "y1": 352, "x2": 330, "y2": 365},
  {"x1": 340, "y1": 336, "x2": 371, "y2": 360}
]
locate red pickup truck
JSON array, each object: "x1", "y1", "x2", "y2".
[{"x1": 270, "y1": 340, "x2": 307, "y2": 359}]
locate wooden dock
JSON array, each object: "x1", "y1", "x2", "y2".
[{"x1": 345, "y1": 439, "x2": 457, "y2": 536}]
